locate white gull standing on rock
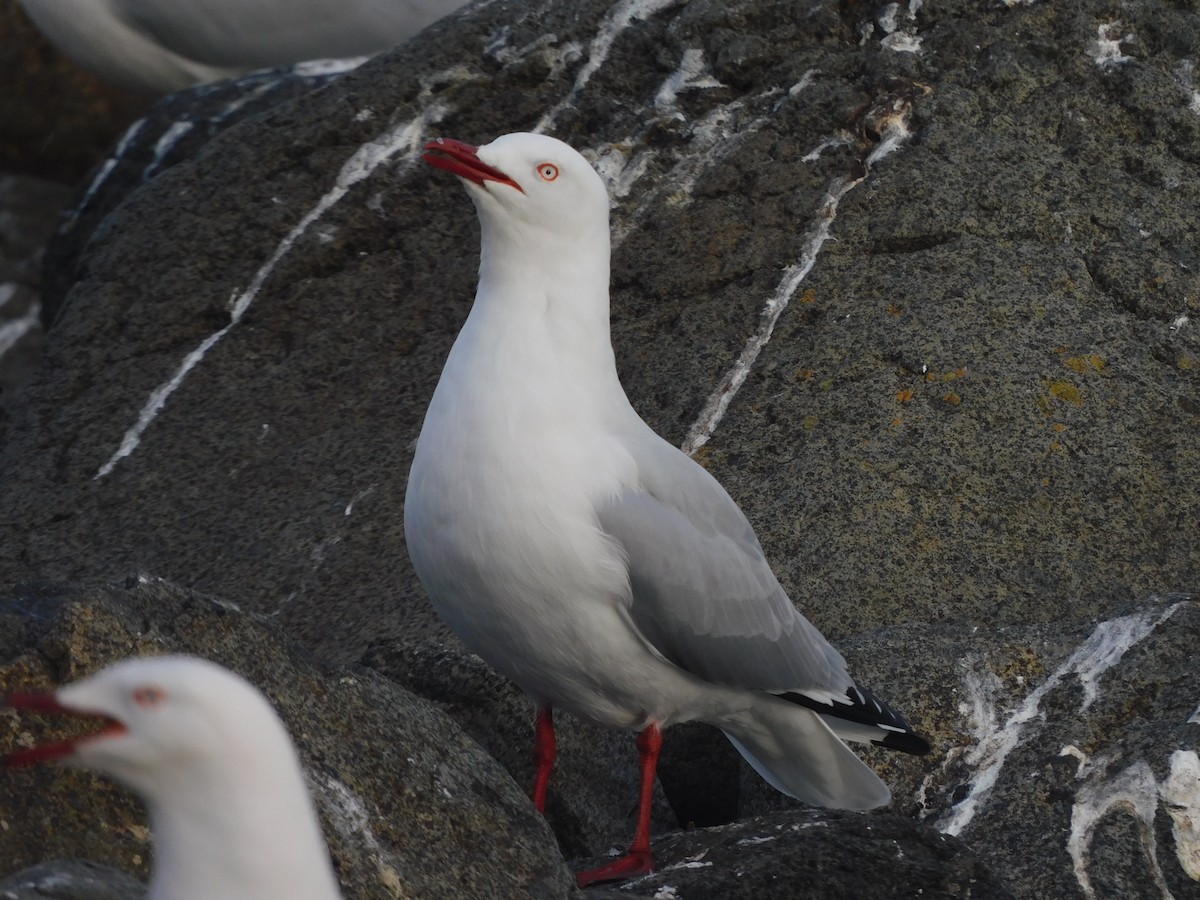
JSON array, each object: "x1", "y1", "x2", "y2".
[
  {"x1": 406, "y1": 132, "x2": 931, "y2": 886},
  {"x1": 18, "y1": 0, "x2": 470, "y2": 94},
  {"x1": 3, "y1": 655, "x2": 342, "y2": 900}
]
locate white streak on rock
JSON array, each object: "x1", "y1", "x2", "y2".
[
  {"x1": 483, "y1": 24, "x2": 514, "y2": 59},
  {"x1": 143, "y1": 120, "x2": 195, "y2": 179},
  {"x1": 788, "y1": 70, "x2": 819, "y2": 97},
  {"x1": 344, "y1": 485, "x2": 377, "y2": 516},
  {"x1": 1173, "y1": 61, "x2": 1200, "y2": 117},
  {"x1": 802, "y1": 135, "x2": 852, "y2": 162},
  {"x1": 211, "y1": 81, "x2": 279, "y2": 125},
  {"x1": 485, "y1": 26, "x2": 574, "y2": 74},
  {"x1": 882, "y1": 32, "x2": 923, "y2": 53},
  {"x1": 314, "y1": 774, "x2": 404, "y2": 898},
  {"x1": 878, "y1": 3, "x2": 902, "y2": 33},
  {"x1": 1059, "y1": 744, "x2": 1092, "y2": 778},
  {"x1": 737, "y1": 834, "x2": 778, "y2": 846},
  {"x1": 607, "y1": 86, "x2": 782, "y2": 246},
  {"x1": 601, "y1": 69, "x2": 807, "y2": 242},
  {"x1": 535, "y1": 0, "x2": 682, "y2": 133},
  {"x1": 96, "y1": 100, "x2": 451, "y2": 478},
  {"x1": 959, "y1": 663, "x2": 1002, "y2": 744},
  {"x1": 660, "y1": 851, "x2": 711, "y2": 871},
  {"x1": 0, "y1": 300, "x2": 39, "y2": 361},
  {"x1": 1068, "y1": 759, "x2": 1172, "y2": 900},
  {"x1": 1092, "y1": 22, "x2": 1134, "y2": 69},
  {"x1": 290, "y1": 57, "x2": 370, "y2": 77},
  {"x1": 654, "y1": 48, "x2": 723, "y2": 114},
  {"x1": 591, "y1": 145, "x2": 654, "y2": 200},
  {"x1": 878, "y1": 1, "x2": 923, "y2": 53},
  {"x1": 938, "y1": 602, "x2": 1185, "y2": 837},
  {"x1": 64, "y1": 118, "x2": 147, "y2": 228},
  {"x1": 0, "y1": 282, "x2": 16, "y2": 312},
  {"x1": 1074, "y1": 605, "x2": 1183, "y2": 710},
  {"x1": 681, "y1": 94, "x2": 912, "y2": 455},
  {"x1": 915, "y1": 661, "x2": 999, "y2": 816},
  {"x1": 1162, "y1": 750, "x2": 1200, "y2": 880},
  {"x1": 681, "y1": 186, "x2": 837, "y2": 456}
]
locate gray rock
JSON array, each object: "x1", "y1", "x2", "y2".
[
  {"x1": 0, "y1": 580, "x2": 574, "y2": 899},
  {"x1": 0, "y1": 175, "x2": 70, "y2": 416},
  {"x1": 0, "y1": 860, "x2": 145, "y2": 900},
  {"x1": 0, "y1": 0, "x2": 1196, "y2": 896},
  {"x1": 576, "y1": 808, "x2": 1016, "y2": 899},
  {"x1": 733, "y1": 597, "x2": 1200, "y2": 898},
  {"x1": 40, "y1": 64, "x2": 368, "y2": 328}
]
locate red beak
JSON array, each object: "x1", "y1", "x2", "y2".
[
  {"x1": 3, "y1": 691, "x2": 127, "y2": 767},
  {"x1": 423, "y1": 138, "x2": 524, "y2": 193}
]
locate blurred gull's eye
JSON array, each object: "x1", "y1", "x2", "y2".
[{"x1": 132, "y1": 685, "x2": 167, "y2": 709}]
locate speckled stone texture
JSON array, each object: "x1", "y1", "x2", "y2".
[
  {"x1": 577, "y1": 808, "x2": 1017, "y2": 899},
  {"x1": 0, "y1": 860, "x2": 147, "y2": 900},
  {"x1": 0, "y1": 0, "x2": 1197, "y2": 896}
]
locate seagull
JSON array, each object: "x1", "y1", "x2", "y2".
[
  {"x1": 406, "y1": 132, "x2": 931, "y2": 886},
  {"x1": 18, "y1": 0, "x2": 470, "y2": 94},
  {"x1": 3, "y1": 655, "x2": 343, "y2": 900}
]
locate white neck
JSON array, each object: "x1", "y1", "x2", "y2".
[
  {"x1": 144, "y1": 758, "x2": 340, "y2": 900},
  {"x1": 468, "y1": 208, "x2": 618, "y2": 381}
]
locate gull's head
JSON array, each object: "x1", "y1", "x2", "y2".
[
  {"x1": 423, "y1": 132, "x2": 610, "y2": 250},
  {"x1": 4, "y1": 655, "x2": 282, "y2": 796}
]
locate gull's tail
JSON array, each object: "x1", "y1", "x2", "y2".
[
  {"x1": 718, "y1": 680, "x2": 930, "y2": 810},
  {"x1": 719, "y1": 695, "x2": 892, "y2": 810}
]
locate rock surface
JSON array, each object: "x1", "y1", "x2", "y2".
[
  {"x1": 578, "y1": 808, "x2": 1016, "y2": 899},
  {"x1": 0, "y1": 860, "x2": 146, "y2": 900},
  {"x1": 0, "y1": 0, "x2": 1197, "y2": 897},
  {"x1": 0, "y1": 580, "x2": 574, "y2": 899},
  {"x1": 0, "y1": 174, "x2": 68, "y2": 410}
]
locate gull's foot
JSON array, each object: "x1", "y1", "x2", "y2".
[{"x1": 575, "y1": 849, "x2": 654, "y2": 887}]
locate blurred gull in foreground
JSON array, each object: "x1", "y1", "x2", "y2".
[
  {"x1": 18, "y1": 0, "x2": 470, "y2": 94},
  {"x1": 4, "y1": 655, "x2": 343, "y2": 900},
  {"x1": 407, "y1": 132, "x2": 931, "y2": 886}
]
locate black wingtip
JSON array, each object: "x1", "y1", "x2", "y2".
[
  {"x1": 873, "y1": 730, "x2": 932, "y2": 756},
  {"x1": 782, "y1": 683, "x2": 931, "y2": 756}
]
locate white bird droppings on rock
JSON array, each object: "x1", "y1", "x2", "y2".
[
  {"x1": 1067, "y1": 758, "x2": 1173, "y2": 899},
  {"x1": 534, "y1": 0, "x2": 682, "y2": 133},
  {"x1": 938, "y1": 602, "x2": 1186, "y2": 837},
  {"x1": 1161, "y1": 750, "x2": 1200, "y2": 881},
  {"x1": 654, "y1": 48, "x2": 724, "y2": 115},
  {"x1": 1091, "y1": 22, "x2": 1135, "y2": 69}
]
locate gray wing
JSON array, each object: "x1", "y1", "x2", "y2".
[
  {"x1": 116, "y1": 0, "x2": 463, "y2": 68},
  {"x1": 597, "y1": 431, "x2": 852, "y2": 695}
]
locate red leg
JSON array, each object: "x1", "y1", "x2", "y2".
[
  {"x1": 532, "y1": 705, "x2": 556, "y2": 813},
  {"x1": 576, "y1": 723, "x2": 663, "y2": 887}
]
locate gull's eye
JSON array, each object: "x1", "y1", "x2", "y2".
[
  {"x1": 537, "y1": 163, "x2": 559, "y2": 182},
  {"x1": 132, "y1": 685, "x2": 167, "y2": 709}
]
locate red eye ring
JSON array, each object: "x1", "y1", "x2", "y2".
[
  {"x1": 537, "y1": 163, "x2": 559, "y2": 182},
  {"x1": 132, "y1": 685, "x2": 166, "y2": 709}
]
